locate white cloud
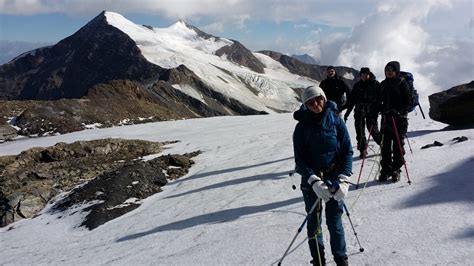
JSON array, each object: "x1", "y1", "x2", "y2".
[
  {"x1": 0, "y1": 0, "x2": 370, "y2": 27},
  {"x1": 324, "y1": 0, "x2": 472, "y2": 95},
  {"x1": 201, "y1": 22, "x2": 224, "y2": 33}
]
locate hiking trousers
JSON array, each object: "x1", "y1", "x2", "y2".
[
  {"x1": 381, "y1": 115, "x2": 408, "y2": 174},
  {"x1": 302, "y1": 186, "x2": 347, "y2": 262}
]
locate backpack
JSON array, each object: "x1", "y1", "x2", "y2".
[{"x1": 399, "y1": 71, "x2": 419, "y2": 112}]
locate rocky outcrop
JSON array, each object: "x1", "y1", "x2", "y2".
[
  {"x1": 0, "y1": 75, "x2": 265, "y2": 136},
  {"x1": 216, "y1": 41, "x2": 265, "y2": 74},
  {"x1": 157, "y1": 65, "x2": 266, "y2": 116},
  {"x1": 11, "y1": 80, "x2": 182, "y2": 136},
  {"x1": 0, "y1": 11, "x2": 164, "y2": 100},
  {"x1": 257, "y1": 50, "x2": 358, "y2": 88},
  {"x1": 0, "y1": 138, "x2": 200, "y2": 229},
  {"x1": 428, "y1": 81, "x2": 474, "y2": 126},
  {"x1": 0, "y1": 125, "x2": 17, "y2": 142}
]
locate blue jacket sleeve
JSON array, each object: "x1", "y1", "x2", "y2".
[
  {"x1": 336, "y1": 117, "x2": 353, "y2": 177},
  {"x1": 293, "y1": 123, "x2": 315, "y2": 178}
]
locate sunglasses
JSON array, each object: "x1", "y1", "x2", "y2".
[{"x1": 306, "y1": 96, "x2": 325, "y2": 105}]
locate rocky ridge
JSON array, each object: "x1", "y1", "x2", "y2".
[{"x1": 0, "y1": 138, "x2": 200, "y2": 229}]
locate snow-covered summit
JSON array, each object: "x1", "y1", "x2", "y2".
[
  {"x1": 102, "y1": 11, "x2": 315, "y2": 113},
  {"x1": 104, "y1": 11, "x2": 233, "y2": 68}
]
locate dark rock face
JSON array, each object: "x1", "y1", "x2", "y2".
[
  {"x1": 0, "y1": 138, "x2": 200, "y2": 229},
  {"x1": 12, "y1": 80, "x2": 183, "y2": 136},
  {"x1": 50, "y1": 152, "x2": 199, "y2": 230},
  {"x1": 1, "y1": 76, "x2": 265, "y2": 136},
  {"x1": 215, "y1": 41, "x2": 265, "y2": 74},
  {"x1": 156, "y1": 65, "x2": 265, "y2": 116},
  {"x1": 0, "y1": 11, "x2": 164, "y2": 100},
  {"x1": 257, "y1": 50, "x2": 358, "y2": 88},
  {"x1": 428, "y1": 81, "x2": 474, "y2": 126}
]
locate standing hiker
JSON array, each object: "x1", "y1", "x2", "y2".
[
  {"x1": 319, "y1": 66, "x2": 351, "y2": 114},
  {"x1": 379, "y1": 61, "x2": 411, "y2": 182},
  {"x1": 293, "y1": 86, "x2": 353, "y2": 266},
  {"x1": 344, "y1": 67, "x2": 382, "y2": 158}
]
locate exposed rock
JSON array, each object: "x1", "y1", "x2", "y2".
[
  {"x1": 421, "y1": 141, "x2": 444, "y2": 149},
  {"x1": 1, "y1": 138, "x2": 199, "y2": 228},
  {"x1": 215, "y1": 41, "x2": 265, "y2": 74},
  {"x1": 1, "y1": 74, "x2": 266, "y2": 136},
  {"x1": 0, "y1": 11, "x2": 165, "y2": 100},
  {"x1": 50, "y1": 151, "x2": 200, "y2": 230},
  {"x1": 428, "y1": 81, "x2": 474, "y2": 126},
  {"x1": 451, "y1": 136, "x2": 468, "y2": 143},
  {"x1": 156, "y1": 65, "x2": 266, "y2": 116},
  {"x1": 0, "y1": 125, "x2": 17, "y2": 142}
]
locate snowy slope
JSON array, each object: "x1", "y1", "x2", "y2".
[
  {"x1": 104, "y1": 12, "x2": 317, "y2": 113},
  {"x1": 1, "y1": 111, "x2": 473, "y2": 265}
]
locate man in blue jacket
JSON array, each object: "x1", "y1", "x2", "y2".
[{"x1": 293, "y1": 86, "x2": 353, "y2": 266}]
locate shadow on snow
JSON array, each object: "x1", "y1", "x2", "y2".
[
  {"x1": 165, "y1": 171, "x2": 288, "y2": 199},
  {"x1": 171, "y1": 156, "x2": 293, "y2": 184},
  {"x1": 401, "y1": 157, "x2": 474, "y2": 239},
  {"x1": 401, "y1": 157, "x2": 474, "y2": 207},
  {"x1": 116, "y1": 197, "x2": 301, "y2": 242}
]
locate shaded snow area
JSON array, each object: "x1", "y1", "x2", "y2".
[
  {"x1": 0, "y1": 112, "x2": 473, "y2": 265},
  {"x1": 104, "y1": 11, "x2": 314, "y2": 113}
]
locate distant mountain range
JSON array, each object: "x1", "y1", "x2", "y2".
[
  {"x1": 291, "y1": 53, "x2": 320, "y2": 65},
  {"x1": 0, "y1": 40, "x2": 52, "y2": 65},
  {"x1": 0, "y1": 11, "x2": 357, "y2": 136}
]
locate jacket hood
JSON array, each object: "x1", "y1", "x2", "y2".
[{"x1": 385, "y1": 61, "x2": 400, "y2": 76}]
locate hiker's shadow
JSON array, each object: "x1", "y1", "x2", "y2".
[
  {"x1": 352, "y1": 153, "x2": 379, "y2": 162},
  {"x1": 401, "y1": 157, "x2": 474, "y2": 207},
  {"x1": 115, "y1": 197, "x2": 302, "y2": 243}
]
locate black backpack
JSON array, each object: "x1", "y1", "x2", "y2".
[{"x1": 399, "y1": 71, "x2": 419, "y2": 112}]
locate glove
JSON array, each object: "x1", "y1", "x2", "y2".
[
  {"x1": 307, "y1": 175, "x2": 332, "y2": 202},
  {"x1": 333, "y1": 175, "x2": 350, "y2": 201}
]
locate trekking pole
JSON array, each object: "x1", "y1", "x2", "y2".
[
  {"x1": 278, "y1": 199, "x2": 321, "y2": 265},
  {"x1": 405, "y1": 134, "x2": 413, "y2": 154},
  {"x1": 355, "y1": 125, "x2": 373, "y2": 189},
  {"x1": 417, "y1": 104, "x2": 426, "y2": 119},
  {"x1": 323, "y1": 180, "x2": 365, "y2": 253},
  {"x1": 288, "y1": 172, "x2": 297, "y2": 190},
  {"x1": 391, "y1": 116, "x2": 412, "y2": 184},
  {"x1": 342, "y1": 202, "x2": 364, "y2": 252}
]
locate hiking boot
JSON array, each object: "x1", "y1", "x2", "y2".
[
  {"x1": 334, "y1": 256, "x2": 349, "y2": 266},
  {"x1": 391, "y1": 170, "x2": 401, "y2": 183},
  {"x1": 378, "y1": 172, "x2": 389, "y2": 182},
  {"x1": 359, "y1": 150, "x2": 368, "y2": 159},
  {"x1": 310, "y1": 258, "x2": 326, "y2": 266}
]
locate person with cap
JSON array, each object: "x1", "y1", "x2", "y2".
[
  {"x1": 379, "y1": 61, "x2": 411, "y2": 182},
  {"x1": 344, "y1": 67, "x2": 382, "y2": 159},
  {"x1": 293, "y1": 86, "x2": 353, "y2": 266},
  {"x1": 319, "y1": 66, "x2": 351, "y2": 113}
]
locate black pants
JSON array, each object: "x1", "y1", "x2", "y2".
[
  {"x1": 354, "y1": 111, "x2": 382, "y2": 152},
  {"x1": 380, "y1": 115, "x2": 408, "y2": 174}
]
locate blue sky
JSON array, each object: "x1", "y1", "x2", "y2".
[{"x1": 0, "y1": 0, "x2": 472, "y2": 91}]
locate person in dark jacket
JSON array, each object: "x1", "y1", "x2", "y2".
[
  {"x1": 319, "y1": 66, "x2": 351, "y2": 113},
  {"x1": 379, "y1": 61, "x2": 411, "y2": 182},
  {"x1": 293, "y1": 86, "x2": 353, "y2": 266},
  {"x1": 344, "y1": 67, "x2": 382, "y2": 158}
]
